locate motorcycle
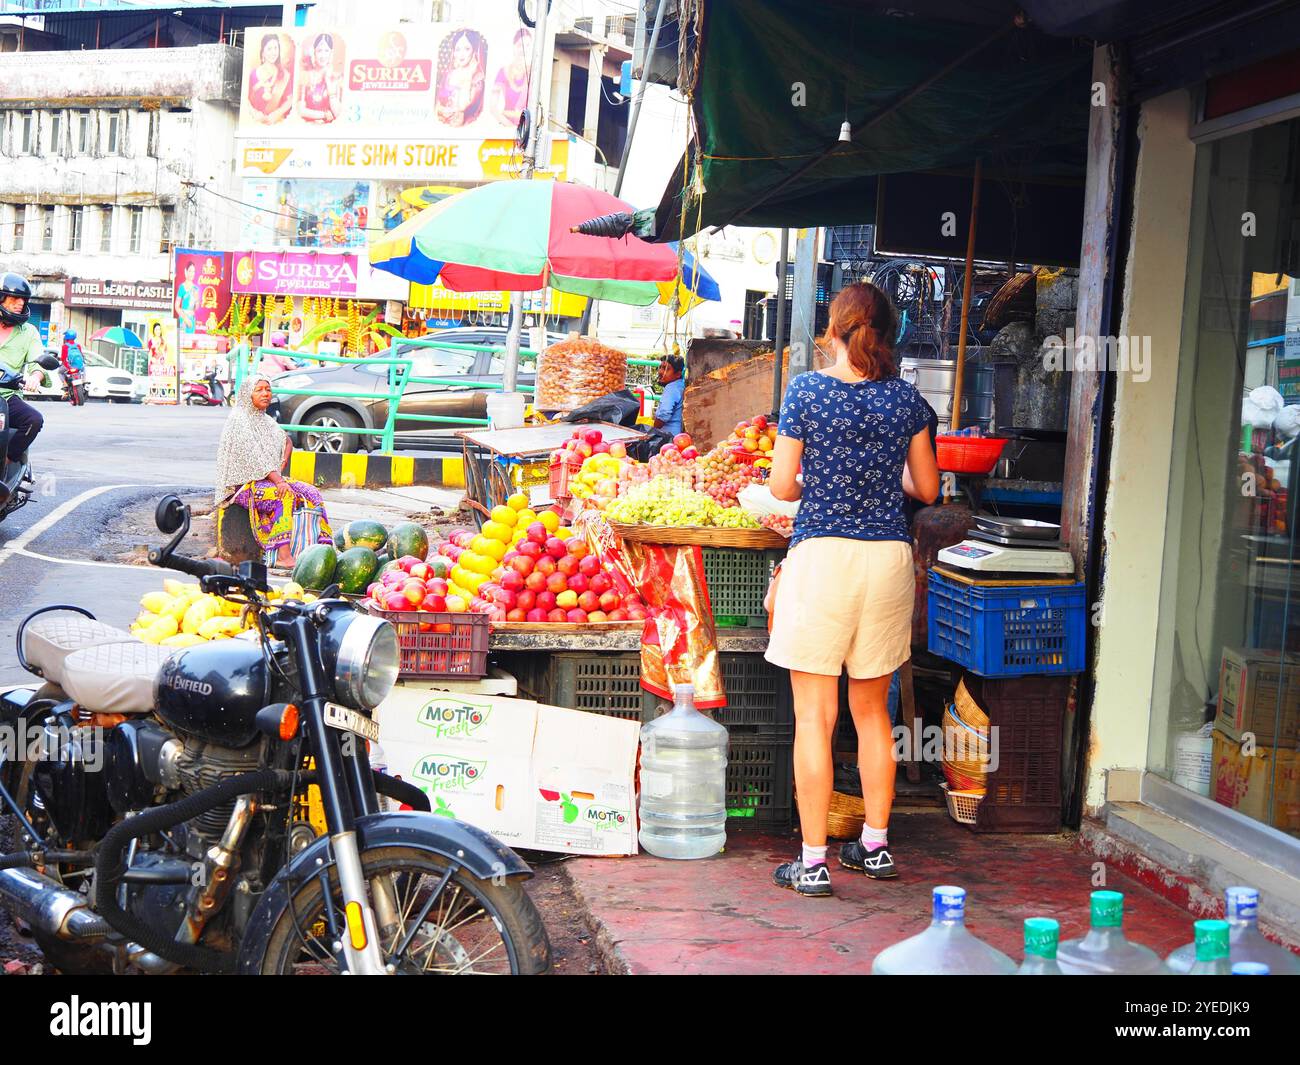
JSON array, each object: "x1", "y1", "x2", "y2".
[
  {"x1": 182, "y1": 370, "x2": 228, "y2": 407},
  {"x1": 0, "y1": 495, "x2": 552, "y2": 975},
  {"x1": 62, "y1": 363, "x2": 86, "y2": 407},
  {"x1": 0, "y1": 353, "x2": 62, "y2": 521}
]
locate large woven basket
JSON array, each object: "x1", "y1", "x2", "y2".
[
  {"x1": 609, "y1": 522, "x2": 788, "y2": 549},
  {"x1": 794, "y1": 789, "x2": 866, "y2": 840}
]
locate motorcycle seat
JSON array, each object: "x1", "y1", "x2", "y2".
[
  {"x1": 59, "y1": 641, "x2": 172, "y2": 716},
  {"x1": 21, "y1": 615, "x2": 138, "y2": 688}
]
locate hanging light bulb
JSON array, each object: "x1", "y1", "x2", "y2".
[{"x1": 839, "y1": 120, "x2": 852, "y2": 143}]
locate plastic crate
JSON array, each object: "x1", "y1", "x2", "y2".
[
  {"x1": 714, "y1": 652, "x2": 793, "y2": 735},
  {"x1": 549, "y1": 456, "x2": 577, "y2": 502},
  {"x1": 365, "y1": 604, "x2": 490, "y2": 679},
  {"x1": 506, "y1": 651, "x2": 659, "y2": 724},
  {"x1": 702, "y1": 547, "x2": 784, "y2": 627},
  {"x1": 725, "y1": 735, "x2": 793, "y2": 831},
  {"x1": 927, "y1": 569, "x2": 1086, "y2": 677},
  {"x1": 961, "y1": 674, "x2": 1070, "y2": 833}
]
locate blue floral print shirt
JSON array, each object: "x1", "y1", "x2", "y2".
[{"x1": 777, "y1": 371, "x2": 933, "y2": 549}]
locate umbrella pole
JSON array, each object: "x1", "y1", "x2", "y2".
[
  {"x1": 771, "y1": 227, "x2": 789, "y2": 416},
  {"x1": 951, "y1": 158, "x2": 981, "y2": 433}
]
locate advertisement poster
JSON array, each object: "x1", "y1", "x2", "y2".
[
  {"x1": 231, "y1": 249, "x2": 408, "y2": 301},
  {"x1": 242, "y1": 177, "x2": 371, "y2": 248},
  {"x1": 173, "y1": 249, "x2": 234, "y2": 338},
  {"x1": 144, "y1": 315, "x2": 179, "y2": 405}
]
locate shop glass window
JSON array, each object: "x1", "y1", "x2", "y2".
[
  {"x1": 128, "y1": 206, "x2": 143, "y2": 254},
  {"x1": 100, "y1": 207, "x2": 114, "y2": 253},
  {"x1": 48, "y1": 111, "x2": 64, "y2": 156},
  {"x1": 1151, "y1": 115, "x2": 1300, "y2": 843},
  {"x1": 75, "y1": 110, "x2": 92, "y2": 154},
  {"x1": 41, "y1": 206, "x2": 54, "y2": 251},
  {"x1": 68, "y1": 206, "x2": 82, "y2": 252}
]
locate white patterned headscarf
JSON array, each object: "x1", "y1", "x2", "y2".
[{"x1": 215, "y1": 374, "x2": 289, "y2": 504}]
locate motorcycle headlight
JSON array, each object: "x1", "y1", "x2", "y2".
[{"x1": 328, "y1": 613, "x2": 400, "y2": 711}]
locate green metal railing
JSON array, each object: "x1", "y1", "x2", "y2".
[{"x1": 233, "y1": 337, "x2": 665, "y2": 454}]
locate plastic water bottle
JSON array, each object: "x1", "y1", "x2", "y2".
[
  {"x1": 1057, "y1": 891, "x2": 1168, "y2": 974},
  {"x1": 1165, "y1": 887, "x2": 1300, "y2": 975},
  {"x1": 638, "y1": 684, "x2": 728, "y2": 859},
  {"x1": 369, "y1": 739, "x2": 391, "y2": 813},
  {"x1": 1019, "y1": 917, "x2": 1063, "y2": 974},
  {"x1": 872, "y1": 886, "x2": 1017, "y2": 974},
  {"x1": 1232, "y1": 962, "x2": 1270, "y2": 975},
  {"x1": 1185, "y1": 920, "x2": 1231, "y2": 975}
]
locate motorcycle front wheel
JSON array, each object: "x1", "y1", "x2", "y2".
[{"x1": 259, "y1": 846, "x2": 551, "y2": 975}]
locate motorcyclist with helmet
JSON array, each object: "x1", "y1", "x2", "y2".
[
  {"x1": 0, "y1": 272, "x2": 46, "y2": 468},
  {"x1": 60, "y1": 327, "x2": 85, "y2": 375}
]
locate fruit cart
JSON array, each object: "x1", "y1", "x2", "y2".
[{"x1": 458, "y1": 422, "x2": 646, "y2": 526}]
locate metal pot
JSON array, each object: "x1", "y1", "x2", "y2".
[{"x1": 898, "y1": 356, "x2": 995, "y2": 432}]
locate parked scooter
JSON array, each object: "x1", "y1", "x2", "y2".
[
  {"x1": 0, "y1": 353, "x2": 62, "y2": 520},
  {"x1": 182, "y1": 369, "x2": 228, "y2": 407}
]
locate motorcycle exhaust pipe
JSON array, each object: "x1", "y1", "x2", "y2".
[{"x1": 0, "y1": 865, "x2": 112, "y2": 940}]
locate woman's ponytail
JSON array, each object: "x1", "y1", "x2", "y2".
[{"x1": 827, "y1": 282, "x2": 898, "y2": 381}]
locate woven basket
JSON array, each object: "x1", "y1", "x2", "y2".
[
  {"x1": 794, "y1": 789, "x2": 866, "y2": 840},
  {"x1": 610, "y1": 523, "x2": 788, "y2": 549}
]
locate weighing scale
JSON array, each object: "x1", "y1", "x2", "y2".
[{"x1": 937, "y1": 515, "x2": 1075, "y2": 577}]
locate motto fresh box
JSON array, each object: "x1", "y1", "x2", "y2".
[{"x1": 376, "y1": 687, "x2": 639, "y2": 856}]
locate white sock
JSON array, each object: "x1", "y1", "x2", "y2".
[
  {"x1": 801, "y1": 843, "x2": 828, "y2": 867},
  {"x1": 860, "y1": 824, "x2": 888, "y2": 851}
]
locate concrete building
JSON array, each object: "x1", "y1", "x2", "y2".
[{"x1": 0, "y1": 41, "x2": 244, "y2": 347}]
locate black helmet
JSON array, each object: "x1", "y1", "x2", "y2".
[{"x1": 0, "y1": 272, "x2": 32, "y2": 327}]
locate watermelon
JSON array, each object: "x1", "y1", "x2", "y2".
[
  {"x1": 377, "y1": 560, "x2": 406, "y2": 581},
  {"x1": 428, "y1": 555, "x2": 451, "y2": 580},
  {"x1": 373, "y1": 551, "x2": 391, "y2": 568},
  {"x1": 292, "y1": 544, "x2": 338, "y2": 591},
  {"x1": 386, "y1": 522, "x2": 429, "y2": 562},
  {"x1": 343, "y1": 519, "x2": 388, "y2": 552},
  {"x1": 332, "y1": 529, "x2": 347, "y2": 551},
  {"x1": 335, "y1": 547, "x2": 381, "y2": 595}
]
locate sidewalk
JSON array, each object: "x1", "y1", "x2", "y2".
[
  {"x1": 561, "y1": 813, "x2": 1200, "y2": 975},
  {"x1": 319, "y1": 484, "x2": 464, "y2": 530}
]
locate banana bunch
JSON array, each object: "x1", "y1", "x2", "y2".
[{"x1": 132, "y1": 579, "x2": 315, "y2": 646}]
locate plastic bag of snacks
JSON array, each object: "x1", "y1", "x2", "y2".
[{"x1": 536, "y1": 334, "x2": 629, "y2": 411}]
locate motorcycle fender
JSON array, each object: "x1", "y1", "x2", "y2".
[{"x1": 235, "y1": 811, "x2": 533, "y2": 974}]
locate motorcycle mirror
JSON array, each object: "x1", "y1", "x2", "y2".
[
  {"x1": 155, "y1": 494, "x2": 189, "y2": 535},
  {"x1": 37, "y1": 353, "x2": 61, "y2": 371}
]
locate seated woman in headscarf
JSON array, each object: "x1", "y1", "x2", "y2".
[{"x1": 215, "y1": 375, "x2": 333, "y2": 569}]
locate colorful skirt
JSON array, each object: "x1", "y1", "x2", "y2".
[{"x1": 231, "y1": 479, "x2": 333, "y2": 563}]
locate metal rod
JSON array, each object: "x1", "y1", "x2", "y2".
[
  {"x1": 770, "y1": 227, "x2": 789, "y2": 415},
  {"x1": 951, "y1": 158, "x2": 982, "y2": 432}
]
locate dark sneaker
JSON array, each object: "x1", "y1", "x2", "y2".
[
  {"x1": 839, "y1": 840, "x2": 898, "y2": 879},
  {"x1": 773, "y1": 858, "x2": 832, "y2": 897}
]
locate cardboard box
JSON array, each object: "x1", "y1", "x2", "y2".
[
  {"x1": 376, "y1": 688, "x2": 640, "y2": 856},
  {"x1": 1210, "y1": 728, "x2": 1300, "y2": 835},
  {"x1": 1216, "y1": 648, "x2": 1300, "y2": 748}
]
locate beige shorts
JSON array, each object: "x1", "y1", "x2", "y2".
[{"x1": 764, "y1": 537, "x2": 914, "y2": 679}]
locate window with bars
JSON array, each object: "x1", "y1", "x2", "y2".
[
  {"x1": 128, "y1": 206, "x2": 143, "y2": 253},
  {"x1": 69, "y1": 206, "x2": 83, "y2": 252}
]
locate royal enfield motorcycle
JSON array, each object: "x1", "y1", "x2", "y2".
[{"x1": 0, "y1": 495, "x2": 551, "y2": 975}]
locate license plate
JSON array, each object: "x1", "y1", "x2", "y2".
[{"x1": 323, "y1": 703, "x2": 379, "y2": 743}]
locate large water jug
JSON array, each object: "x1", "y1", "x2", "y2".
[
  {"x1": 1018, "y1": 917, "x2": 1063, "y2": 975},
  {"x1": 871, "y1": 886, "x2": 1017, "y2": 975},
  {"x1": 1185, "y1": 920, "x2": 1232, "y2": 975},
  {"x1": 1165, "y1": 887, "x2": 1300, "y2": 975},
  {"x1": 638, "y1": 684, "x2": 728, "y2": 859},
  {"x1": 1056, "y1": 891, "x2": 1168, "y2": 974}
]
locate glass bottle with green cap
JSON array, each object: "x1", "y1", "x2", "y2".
[
  {"x1": 1018, "y1": 917, "x2": 1062, "y2": 975},
  {"x1": 871, "y1": 886, "x2": 1017, "y2": 975},
  {"x1": 1057, "y1": 890, "x2": 1168, "y2": 975},
  {"x1": 1186, "y1": 920, "x2": 1231, "y2": 975},
  {"x1": 1166, "y1": 887, "x2": 1300, "y2": 974}
]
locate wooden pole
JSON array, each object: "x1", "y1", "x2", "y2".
[{"x1": 951, "y1": 157, "x2": 982, "y2": 431}]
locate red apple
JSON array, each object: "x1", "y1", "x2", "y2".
[
  {"x1": 589, "y1": 573, "x2": 611, "y2": 596},
  {"x1": 396, "y1": 555, "x2": 422, "y2": 573},
  {"x1": 577, "y1": 441, "x2": 593, "y2": 458},
  {"x1": 500, "y1": 570, "x2": 525, "y2": 593},
  {"x1": 503, "y1": 549, "x2": 520, "y2": 564},
  {"x1": 680, "y1": 446, "x2": 699, "y2": 461},
  {"x1": 401, "y1": 581, "x2": 426, "y2": 606},
  {"x1": 510, "y1": 554, "x2": 536, "y2": 577},
  {"x1": 546, "y1": 572, "x2": 568, "y2": 595},
  {"x1": 526, "y1": 608, "x2": 548, "y2": 623},
  {"x1": 592, "y1": 441, "x2": 610, "y2": 454},
  {"x1": 660, "y1": 446, "x2": 680, "y2": 461},
  {"x1": 587, "y1": 610, "x2": 609, "y2": 623},
  {"x1": 384, "y1": 591, "x2": 410, "y2": 612},
  {"x1": 583, "y1": 428, "x2": 603, "y2": 446},
  {"x1": 599, "y1": 590, "x2": 620, "y2": 612},
  {"x1": 608, "y1": 608, "x2": 629, "y2": 622},
  {"x1": 517, "y1": 540, "x2": 543, "y2": 559},
  {"x1": 566, "y1": 608, "x2": 589, "y2": 624},
  {"x1": 382, "y1": 569, "x2": 406, "y2": 587},
  {"x1": 545, "y1": 536, "x2": 567, "y2": 560},
  {"x1": 506, "y1": 608, "x2": 527, "y2": 623},
  {"x1": 491, "y1": 588, "x2": 517, "y2": 610},
  {"x1": 571, "y1": 429, "x2": 583, "y2": 439},
  {"x1": 577, "y1": 590, "x2": 601, "y2": 613},
  {"x1": 524, "y1": 571, "x2": 548, "y2": 593},
  {"x1": 366, "y1": 582, "x2": 383, "y2": 599},
  {"x1": 527, "y1": 522, "x2": 549, "y2": 544},
  {"x1": 421, "y1": 593, "x2": 447, "y2": 612},
  {"x1": 566, "y1": 573, "x2": 588, "y2": 595},
  {"x1": 516, "y1": 589, "x2": 537, "y2": 612},
  {"x1": 673, "y1": 433, "x2": 693, "y2": 450},
  {"x1": 557, "y1": 555, "x2": 579, "y2": 577},
  {"x1": 536, "y1": 590, "x2": 557, "y2": 611},
  {"x1": 426, "y1": 578, "x2": 448, "y2": 597},
  {"x1": 626, "y1": 605, "x2": 648, "y2": 621},
  {"x1": 408, "y1": 562, "x2": 432, "y2": 581},
  {"x1": 547, "y1": 608, "x2": 568, "y2": 623},
  {"x1": 578, "y1": 554, "x2": 601, "y2": 577},
  {"x1": 535, "y1": 555, "x2": 557, "y2": 577},
  {"x1": 753, "y1": 415, "x2": 768, "y2": 430},
  {"x1": 489, "y1": 607, "x2": 508, "y2": 623},
  {"x1": 609, "y1": 442, "x2": 627, "y2": 459},
  {"x1": 567, "y1": 540, "x2": 589, "y2": 561}
]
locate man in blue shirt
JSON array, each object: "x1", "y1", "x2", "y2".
[{"x1": 654, "y1": 354, "x2": 686, "y2": 437}]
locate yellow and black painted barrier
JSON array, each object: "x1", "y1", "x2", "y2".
[{"x1": 288, "y1": 450, "x2": 465, "y2": 490}]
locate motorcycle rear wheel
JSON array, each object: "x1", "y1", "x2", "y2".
[{"x1": 259, "y1": 845, "x2": 551, "y2": 975}]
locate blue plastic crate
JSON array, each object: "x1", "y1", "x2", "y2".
[{"x1": 927, "y1": 569, "x2": 1086, "y2": 677}]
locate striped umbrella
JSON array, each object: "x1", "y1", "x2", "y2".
[{"x1": 368, "y1": 181, "x2": 681, "y2": 306}]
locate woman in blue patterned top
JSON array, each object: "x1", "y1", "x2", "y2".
[{"x1": 766, "y1": 281, "x2": 939, "y2": 897}]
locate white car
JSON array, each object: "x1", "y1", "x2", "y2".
[
  {"x1": 21, "y1": 350, "x2": 67, "y2": 400},
  {"x1": 83, "y1": 352, "x2": 144, "y2": 403}
]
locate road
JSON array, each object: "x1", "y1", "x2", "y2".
[{"x1": 0, "y1": 400, "x2": 225, "y2": 686}]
